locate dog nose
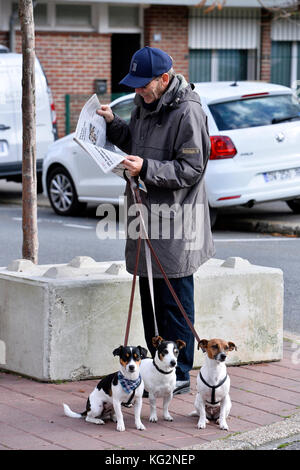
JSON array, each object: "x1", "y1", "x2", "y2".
[
  {"x1": 220, "y1": 353, "x2": 227, "y2": 361},
  {"x1": 170, "y1": 360, "x2": 176, "y2": 368},
  {"x1": 129, "y1": 364, "x2": 135, "y2": 372}
]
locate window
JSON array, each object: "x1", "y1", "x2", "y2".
[
  {"x1": 209, "y1": 94, "x2": 300, "y2": 131},
  {"x1": 56, "y1": 4, "x2": 91, "y2": 27},
  {"x1": 111, "y1": 99, "x2": 134, "y2": 124},
  {"x1": 271, "y1": 42, "x2": 292, "y2": 87},
  {"x1": 12, "y1": 2, "x2": 47, "y2": 26},
  {"x1": 189, "y1": 49, "x2": 255, "y2": 82},
  {"x1": 108, "y1": 6, "x2": 139, "y2": 28}
]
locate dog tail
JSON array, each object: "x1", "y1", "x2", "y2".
[{"x1": 63, "y1": 403, "x2": 85, "y2": 419}]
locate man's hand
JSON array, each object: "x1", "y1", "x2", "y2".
[
  {"x1": 123, "y1": 155, "x2": 144, "y2": 177},
  {"x1": 96, "y1": 105, "x2": 114, "y2": 123}
]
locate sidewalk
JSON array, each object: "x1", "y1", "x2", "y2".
[{"x1": 0, "y1": 336, "x2": 299, "y2": 451}]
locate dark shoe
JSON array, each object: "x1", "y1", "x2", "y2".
[{"x1": 173, "y1": 380, "x2": 190, "y2": 395}]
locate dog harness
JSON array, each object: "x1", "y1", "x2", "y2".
[
  {"x1": 199, "y1": 371, "x2": 228, "y2": 405},
  {"x1": 153, "y1": 359, "x2": 173, "y2": 375}
]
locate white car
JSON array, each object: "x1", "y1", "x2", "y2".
[
  {"x1": 0, "y1": 50, "x2": 57, "y2": 191},
  {"x1": 43, "y1": 81, "x2": 300, "y2": 226}
]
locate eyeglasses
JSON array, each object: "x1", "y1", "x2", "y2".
[{"x1": 141, "y1": 75, "x2": 162, "y2": 90}]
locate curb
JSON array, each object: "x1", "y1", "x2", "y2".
[
  {"x1": 217, "y1": 216, "x2": 300, "y2": 237},
  {"x1": 181, "y1": 331, "x2": 300, "y2": 451},
  {"x1": 181, "y1": 411, "x2": 300, "y2": 450}
]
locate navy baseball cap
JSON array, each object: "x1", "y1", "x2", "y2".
[{"x1": 119, "y1": 46, "x2": 173, "y2": 89}]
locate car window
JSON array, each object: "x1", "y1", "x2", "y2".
[
  {"x1": 209, "y1": 94, "x2": 300, "y2": 131},
  {"x1": 111, "y1": 99, "x2": 134, "y2": 124}
]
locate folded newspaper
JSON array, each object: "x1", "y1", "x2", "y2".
[{"x1": 73, "y1": 94, "x2": 125, "y2": 174}]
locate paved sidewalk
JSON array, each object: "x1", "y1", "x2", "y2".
[{"x1": 0, "y1": 338, "x2": 299, "y2": 451}]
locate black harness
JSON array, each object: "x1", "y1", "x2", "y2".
[{"x1": 199, "y1": 371, "x2": 228, "y2": 405}]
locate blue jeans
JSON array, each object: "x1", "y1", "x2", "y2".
[{"x1": 139, "y1": 275, "x2": 195, "y2": 382}]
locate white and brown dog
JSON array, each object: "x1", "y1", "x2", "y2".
[
  {"x1": 190, "y1": 338, "x2": 237, "y2": 431},
  {"x1": 63, "y1": 345, "x2": 147, "y2": 432},
  {"x1": 140, "y1": 336, "x2": 186, "y2": 423}
]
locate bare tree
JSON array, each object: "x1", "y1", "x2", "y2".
[{"x1": 18, "y1": 0, "x2": 38, "y2": 264}]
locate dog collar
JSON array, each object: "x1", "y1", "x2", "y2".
[
  {"x1": 118, "y1": 372, "x2": 142, "y2": 394},
  {"x1": 199, "y1": 371, "x2": 228, "y2": 405},
  {"x1": 153, "y1": 359, "x2": 173, "y2": 375}
]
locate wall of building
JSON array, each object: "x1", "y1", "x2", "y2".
[
  {"x1": 144, "y1": 5, "x2": 189, "y2": 80},
  {"x1": 6, "y1": 5, "x2": 189, "y2": 138},
  {"x1": 260, "y1": 9, "x2": 272, "y2": 82},
  {"x1": 13, "y1": 31, "x2": 111, "y2": 138}
]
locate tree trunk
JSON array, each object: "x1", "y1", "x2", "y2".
[{"x1": 19, "y1": 0, "x2": 38, "y2": 264}]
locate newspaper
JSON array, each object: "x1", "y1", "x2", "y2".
[{"x1": 73, "y1": 94, "x2": 124, "y2": 174}]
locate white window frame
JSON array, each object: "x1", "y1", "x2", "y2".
[
  {"x1": 291, "y1": 41, "x2": 298, "y2": 88},
  {"x1": 98, "y1": 3, "x2": 143, "y2": 34},
  {"x1": 4, "y1": 0, "x2": 98, "y2": 32}
]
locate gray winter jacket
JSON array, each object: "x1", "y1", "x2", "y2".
[{"x1": 107, "y1": 74, "x2": 215, "y2": 278}]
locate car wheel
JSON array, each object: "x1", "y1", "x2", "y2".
[
  {"x1": 286, "y1": 199, "x2": 300, "y2": 214},
  {"x1": 47, "y1": 166, "x2": 86, "y2": 216},
  {"x1": 209, "y1": 206, "x2": 218, "y2": 228}
]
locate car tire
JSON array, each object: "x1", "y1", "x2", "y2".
[
  {"x1": 286, "y1": 199, "x2": 300, "y2": 214},
  {"x1": 209, "y1": 206, "x2": 218, "y2": 228},
  {"x1": 47, "y1": 166, "x2": 86, "y2": 216}
]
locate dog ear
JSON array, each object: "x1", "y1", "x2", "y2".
[
  {"x1": 152, "y1": 336, "x2": 163, "y2": 348},
  {"x1": 198, "y1": 339, "x2": 208, "y2": 352},
  {"x1": 176, "y1": 340, "x2": 186, "y2": 350},
  {"x1": 138, "y1": 346, "x2": 148, "y2": 359},
  {"x1": 113, "y1": 346, "x2": 122, "y2": 357},
  {"x1": 228, "y1": 342, "x2": 237, "y2": 351}
]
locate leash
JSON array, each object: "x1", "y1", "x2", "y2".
[{"x1": 124, "y1": 176, "x2": 201, "y2": 346}]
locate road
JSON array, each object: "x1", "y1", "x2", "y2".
[{"x1": 0, "y1": 181, "x2": 299, "y2": 334}]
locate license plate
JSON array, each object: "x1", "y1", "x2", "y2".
[
  {"x1": 263, "y1": 167, "x2": 300, "y2": 182},
  {"x1": 0, "y1": 141, "x2": 8, "y2": 156}
]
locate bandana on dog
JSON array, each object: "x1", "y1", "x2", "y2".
[{"x1": 118, "y1": 372, "x2": 142, "y2": 394}]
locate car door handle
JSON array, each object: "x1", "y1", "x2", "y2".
[{"x1": 0, "y1": 124, "x2": 10, "y2": 130}]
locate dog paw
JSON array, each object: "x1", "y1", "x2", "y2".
[
  {"x1": 197, "y1": 419, "x2": 207, "y2": 429},
  {"x1": 189, "y1": 410, "x2": 199, "y2": 417},
  {"x1": 117, "y1": 422, "x2": 125, "y2": 432},
  {"x1": 219, "y1": 422, "x2": 229, "y2": 431},
  {"x1": 149, "y1": 415, "x2": 158, "y2": 423},
  {"x1": 136, "y1": 422, "x2": 146, "y2": 431},
  {"x1": 164, "y1": 414, "x2": 173, "y2": 422}
]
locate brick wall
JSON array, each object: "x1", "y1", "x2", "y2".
[
  {"x1": 6, "y1": 5, "x2": 189, "y2": 138},
  {"x1": 260, "y1": 9, "x2": 272, "y2": 82},
  {"x1": 15, "y1": 31, "x2": 111, "y2": 138},
  {"x1": 144, "y1": 5, "x2": 189, "y2": 80}
]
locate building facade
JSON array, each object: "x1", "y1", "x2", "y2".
[{"x1": 0, "y1": 0, "x2": 299, "y2": 137}]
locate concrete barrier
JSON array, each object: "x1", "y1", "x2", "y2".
[{"x1": 0, "y1": 256, "x2": 283, "y2": 381}]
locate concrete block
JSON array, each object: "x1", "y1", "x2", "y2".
[{"x1": 0, "y1": 257, "x2": 283, "y2": 381}]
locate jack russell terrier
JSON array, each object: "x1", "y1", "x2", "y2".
[
  {"x1": 140, "y1": 336, "x2": 186, "y2": 423},
  {"x1": 63, "y1": 345, "x2": 148, "y2": 432},
  {"x1": 190, "y1": 338, "x2": 237, "y2": 431}
]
